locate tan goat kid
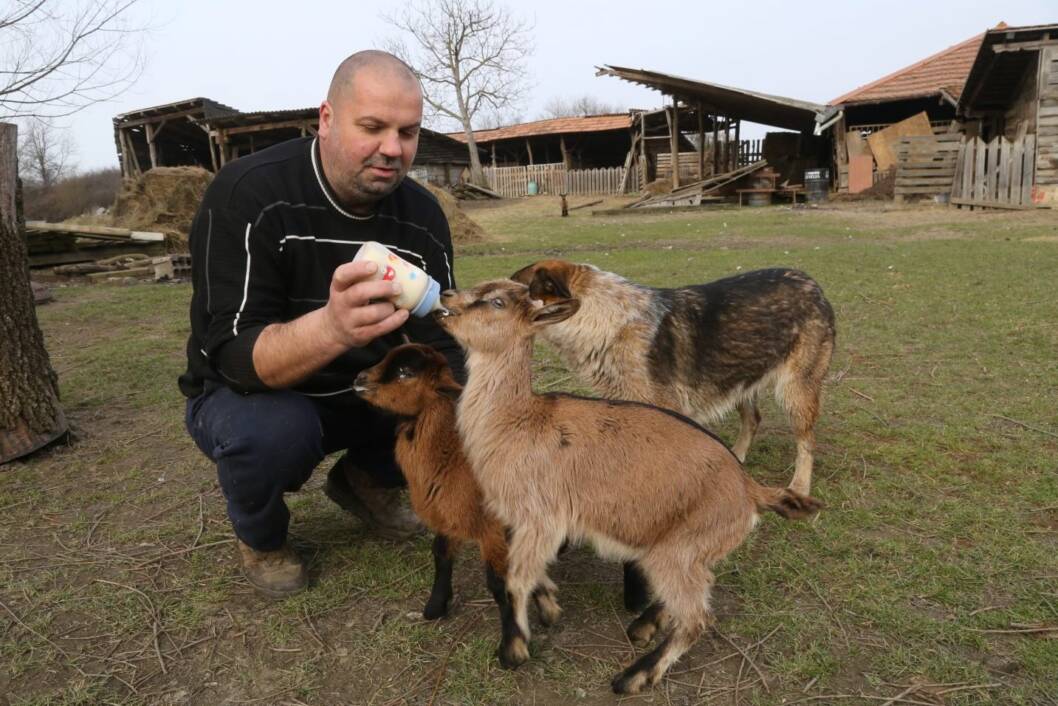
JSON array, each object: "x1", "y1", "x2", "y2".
[
  {"x1": 435, "y1": 280, "x2": 822, "y2": 694},
  {"x1": 353, "y1": 344, "x2": 560, "y2": 668}
]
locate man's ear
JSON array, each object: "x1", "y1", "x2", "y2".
[{"x1": 529, "y1": 298, "x2": 580, "y2": 326}]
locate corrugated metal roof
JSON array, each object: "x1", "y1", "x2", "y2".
[
  {"x1": 447, "y1": 114, "x2": 632, "y2": 143},
  {"x1": 829, "y1": 27, "x2": 1000, "y2": 106},
  {"x1": 596, "y1": 66, "x2": 825, "y2": 132}
]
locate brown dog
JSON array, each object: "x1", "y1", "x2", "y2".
[{"x1": 511, "y1": 261, "x2": 835, "y2": 494}]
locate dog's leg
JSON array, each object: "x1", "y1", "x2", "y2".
[
  {"x1": 780, "y1": 367, "x2": 824, "y2": 495},
  {"x1": 731, "y1": 398, "x2": 761, "y2": 463}
]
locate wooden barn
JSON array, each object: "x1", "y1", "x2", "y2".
[
  {"x1": 113, "y1": 99, "x2": 473, "y2": 184},
  {"x1": 955, "y1": 23, "x2": 1058, "y2": 207}
]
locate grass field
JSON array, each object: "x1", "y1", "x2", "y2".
[{"x1": 2, "y1": 197, "x2": 1057, "y2": 705}]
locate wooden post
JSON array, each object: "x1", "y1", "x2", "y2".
[
  {"x1": 712, "y1": 114, "x2": 720, "y2": 176},
  {"x1": 639, "y1": 111, "x2": 648, "y2": 185},
  {"x1": 560, "y1": 194, "x2": 569, "y2": 217},
  {"x1": 122, "y1": 130, "x2": 142, "y2": 176},
  {"x1": 697, "y1": 102, "x2": 705, "y2": 180},
  {"x1": 672, "y1": 97, "x2": 681, "y2": 190},
  {"x1": 734, "y1": 119, "x2": 741, "y2": 168},
  {"x1": 491, "y1": 143, "x2": 497, "y2": 168},
  {"x1": 208, "y1": 133, "x2": 219, "y2": 172},
  {"x1": 145, "y1": 122, "x2": 158, "y2": 169},
  {"x1": 560, "y1": 135, "x2": 571, "y2": 169},
  {"x1": 526, "y1": 139, "x2": 534, "y2": 165}
]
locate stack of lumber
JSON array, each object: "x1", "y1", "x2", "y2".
[
  {"x1": 893, "y1": 134, "x2": 961, "y2": 201},
  {"x1": 26, "y1": 222, "x2": 168, "y2": 268},
  {"x1": 450, "y1": 182, "x2": 501, "y2": 200},
  {"x1": 26, "y1": 221, "x2": 165, "y2": 242},
  {"x1": 627, "y1": 160, "x2": 768, "y2": 209}
]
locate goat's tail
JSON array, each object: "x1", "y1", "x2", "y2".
[{"x1": 751, "y1": 484, "x2": 823, "y2": 520}]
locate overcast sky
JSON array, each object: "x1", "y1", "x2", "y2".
[{"x1": 53, "y1": 0, "x2": 1056, "y2": 171}]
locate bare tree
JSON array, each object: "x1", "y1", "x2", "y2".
[
  {"x1": 476, "y1": 106, "x2": 523, "y2": 130},
  {"x1": 1, "y1": 0, "x2": 145, "y2": 120},
  {"x1": 541, "y1": 94, "x2": 625, "y2": 119},
  {"x1": 18, "y1": 118, "x2": 73, "y2": 188},
  {"x1": 383, "y1": 0, "x2": 533, "y2": 185}
]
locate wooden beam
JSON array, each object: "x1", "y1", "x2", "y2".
[
  {"x1": 734, "y1": 119, "x2": 741, "y2": 168},
  {"x1": 639, "y1": 111, "x2": 648, "y2": 185},
  {"x1": 670, "y1": 95, "x2": 680, "y2": 188},
  {"x1": 216, "y1": 118, "x2": 321, "y2": 136},
  {"x1": 208, "y1": 134, "x2": 219, "y2": 172},
  {"x1": 491, "y1": 142, "x2": 497, "y2": 168},
  {"x1": 115, "y1": 108, "x2": 205, "y2": 129},
  {"x1": 712, "y1": 114, "x2": 719, "y2": 176},
  {"x1": 697, "y1": 102, "x2": 705, "y2": 180},
  {"x1": 992, "y1": 35, "x2": 1056, "y2": 53},
  {"x1": 560, "y1": 135, "x2": 571, "y2": 169},
  {"x1": 526, "y1": 138, "x2": 534, "y2": 165},
  {"x1": 145, "y1": 122, "x2": 158, "y2": 169},
  {"x1": 121, "y1": 129, "x2": 142, "y2": 176}
]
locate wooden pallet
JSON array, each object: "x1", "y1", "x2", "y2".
[{"x1": 893, "y1": 134, "x2": 961, "y2": 200}]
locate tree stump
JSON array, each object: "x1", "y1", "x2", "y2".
[{"x1": 0, "y1": 122, "x2": 67, "y2": 464}]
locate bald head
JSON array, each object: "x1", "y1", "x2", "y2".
[{"x1": 327, "y1": 50, "x2": 421, "y2": 105}]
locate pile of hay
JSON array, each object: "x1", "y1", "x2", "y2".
[
  {"x1": 642, "y1": 178, "x2": 673, "y2": 195},
  {"x1": 423, "y1": 182, "x2": 486, "y2": 244},
  {"x1": 110, "y1": 167, "x2": 213, "y2": 243}
]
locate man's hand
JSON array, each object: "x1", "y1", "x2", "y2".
[
  {"x1": 321, "y1": 260, "x2": 410, "y2": 348},
  {"x1": 251, "y1": 261, "x2": 410, "y2": 389}
]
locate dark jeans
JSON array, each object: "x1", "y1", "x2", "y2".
[{"x1": 185, "y1": 383, "x2": 403, "y2": 551}]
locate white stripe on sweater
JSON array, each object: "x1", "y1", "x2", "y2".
[{"x1": 232, "y1": 222, "x2": 252, "y2": 336}]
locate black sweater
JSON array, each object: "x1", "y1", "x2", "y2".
[{"x1": 178, "y1": 136, "x2": 464, "y2": 400}]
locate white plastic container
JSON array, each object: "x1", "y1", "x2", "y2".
[{"x1": 351, "y1": 241, "x2": 443, "y2": 318}]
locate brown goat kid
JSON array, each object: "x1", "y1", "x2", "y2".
[
  {"x1": 511, "y1": 260, "x2": 836, "y2": 495},
  {"x1": 435, "y1": 280, "x2": 822, "y2": 695},
  {"x1": 353, "y1": 344, "x2": 560, "y2": 668}
]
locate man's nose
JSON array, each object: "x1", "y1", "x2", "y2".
[{"x1": 379, "y1": 130, "x2": 402, "y2": 158}]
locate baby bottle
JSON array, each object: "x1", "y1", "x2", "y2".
[{"x1": 351, "y1": 241, "x2": 443, "y2": 318}]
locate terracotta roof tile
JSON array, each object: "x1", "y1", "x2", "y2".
[
  {"x1": 448, "y1": 113, "x2": 632, "y2": 143},
  {"x1": 830, "y1": 26, "x2": 1003, "y2": 105}
]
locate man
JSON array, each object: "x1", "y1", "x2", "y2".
[{"x1": 178, "y1": 51, "x2": 463, "y2": 598}]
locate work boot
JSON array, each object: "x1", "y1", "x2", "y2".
[
  {"x1": 237, "y1": 540, "x2": 308, "y2": 598},
  {"x1": 324, "y1": 457, "x2": 423, "y2": 541}
]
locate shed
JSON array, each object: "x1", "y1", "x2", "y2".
[
  {"x1": 113, "y1": 99, "x2": 474, "y2": 185},
  {"x1": 956, "y1": 23, "x2": 1058, "y2": 207},
  {"x1": 447, "y1": 114, "x2": 634, "y2": 170}
]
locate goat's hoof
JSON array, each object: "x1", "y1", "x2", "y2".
[
  {"x1": 611, "y1": 667, "x2": 653, "y2": 695},
  {"x1": 534, "y1": 592, "x2": 562, "y2": 627},
  {"x1": 498, "y1": 636, "x2": 530, "y2": 669},
  {"x1": 626, "y1": 619, "x2": 657, "y2": 647},
  {"x1": 422, "y1": 598, "x2": 449, "y2": 621}
]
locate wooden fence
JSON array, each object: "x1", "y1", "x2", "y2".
[
  {"x1": 893, "y1": 134, "x2": 962, "y2": 201},
  {"x1": 484, "y1": 163, "x2": 630, "y2": 197},
  {"x1": 950, "y1": 134, "x2": 1037, "y2": 209}
]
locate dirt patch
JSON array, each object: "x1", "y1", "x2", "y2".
[
  {"x1": 423, "y1": 182, "x2": 486, "y2": 244},
  {"x1": 109, "y1": 167, "x2": 213, "y2": 244}
]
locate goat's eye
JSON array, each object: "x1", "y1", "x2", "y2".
[
  {"x1": 490, "y1": 298, "x2": 506, "y2": 309},
  {"x1": 397, "y1": 367, "x2": 414, "y2": 379}
]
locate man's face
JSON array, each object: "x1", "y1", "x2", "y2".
[{"x1": 318, "y1": 68, "x2": 423, "y2": 206}]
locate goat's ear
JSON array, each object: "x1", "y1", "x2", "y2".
[
  {"x1": 528, "y1": 268, "x2": 571, "y2": 301},
  {"x1": 529, "y1": 298, "x2": 580, "y2": 326},
  {"x1": 436, "y1": 385, "x2": 461, "y2": 401}
]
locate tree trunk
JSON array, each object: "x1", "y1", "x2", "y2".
[
  {"x1": 463, "y1": 127, "x2": 487, "y2": 187},
  {"x1": 0, "y1": 122, "x2": 67, "y2": 464}
]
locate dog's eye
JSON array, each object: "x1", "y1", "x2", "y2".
[
  {"x1": 543, "y1": 282, "x2": 554, "y2": 292},
  {"x1": 490, "y1": 298, "x2": 506, "y2": 309},
  {"x1": 397, "y1": 366, "x2": 414, "y2": 379}
]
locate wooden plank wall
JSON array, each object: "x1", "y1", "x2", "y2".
[
  {"x1": 893, "y1": 134, "x2": 961, "y2": 200},
  {"x1": 950, "y1": 134, "x2": 1037, "y2": 208},
  {"x1": 1036, "y1": 46, "x2": 1058, "y2": 187}
]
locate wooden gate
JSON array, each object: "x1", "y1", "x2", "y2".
[{"x1": 950, "y1": 135, "x2": 1037, "y2": 209}]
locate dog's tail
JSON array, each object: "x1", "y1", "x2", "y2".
[{"x1": 750, "y1": 484, "x2": 823, "y2": 520}]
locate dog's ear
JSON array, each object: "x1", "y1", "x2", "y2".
[
  {"x1": 510, "y1": 263, "x2": 536, "y2": 285},
  {"x1": 529, "y1": 297, "x2": 580, "y2": 327},
  {"x1": 529, "y1": 268, "x2": 572, "y2": 302}
]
